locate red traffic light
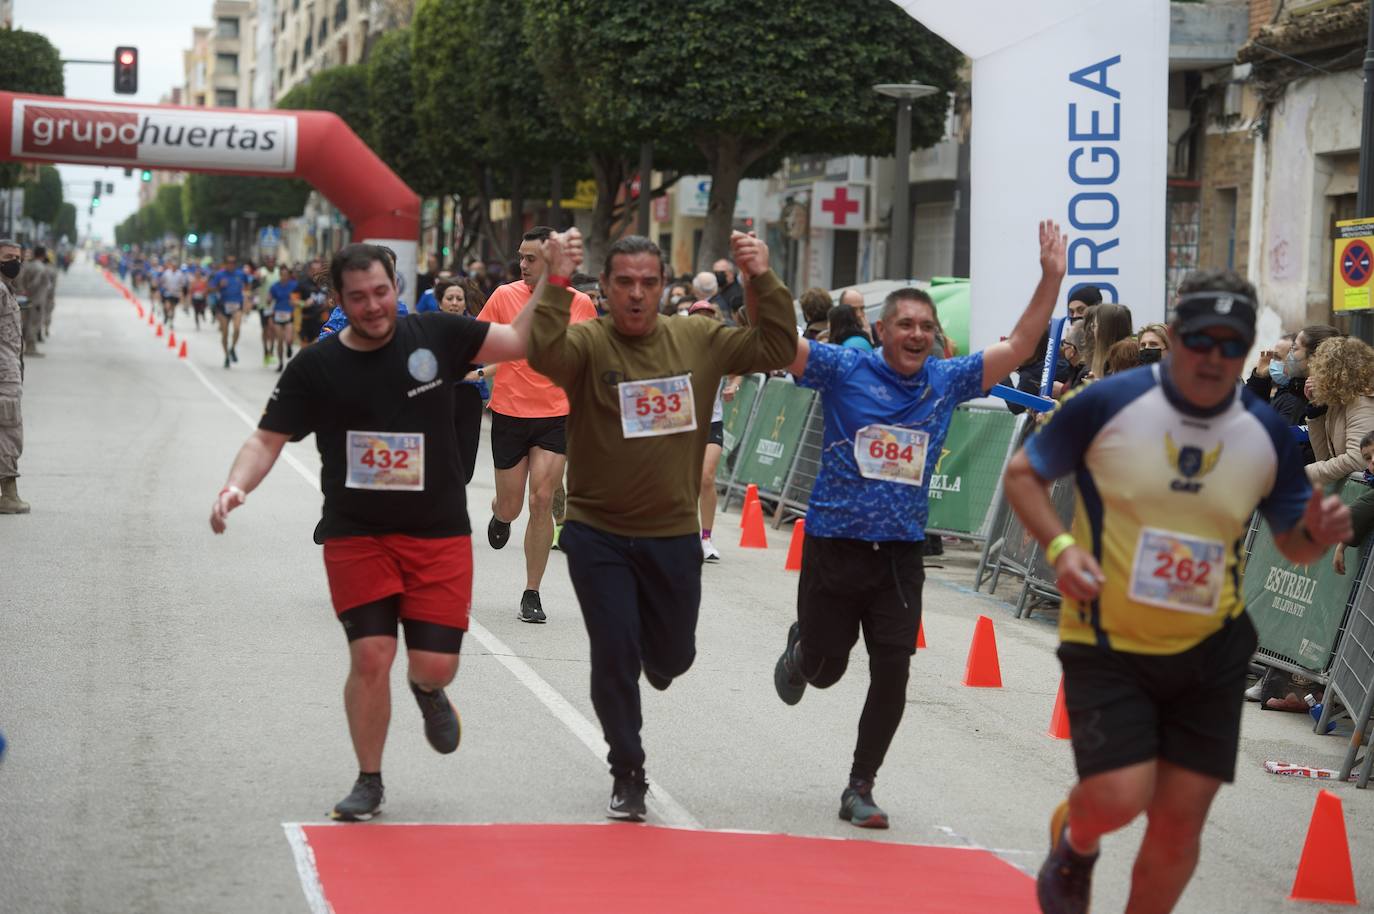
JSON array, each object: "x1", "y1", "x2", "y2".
[{"x1": 114, "y1": 46, "x2": 138, "y2": 95}]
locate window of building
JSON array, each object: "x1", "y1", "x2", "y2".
[
  {"x1": 216, "y1": 89, "x2": 238, "y2": 107},
  {"x1": 304, "y1": 34, "x2": 313, "y2": 56},
  {"x1": 290, "y1": 51, "x2": 298, "y2": 74},
  {"x1": 334, "y1": 0, "x2": 348, "y2": 27},
  {"x1": 280, "y1": 11, "x2": 286, "y2": 31},
  {"x1": 216, "y1": 17, "x2": 239, "y2": 39},
  {"x1": 338, "y1": 35, "x2": 349, "y2": 65},
  {"x1": 318, "y1": 18, "x2": 328, "y2": 44},
  {"x1": 216, "y1": 53, "x2": 238, "y2": 76},
  {"x1": 194, "y1": 61, "x2": 206, "y2": 87},
  {"x1": 277, "y1": 68, "x2": 284, "y2": 88}
]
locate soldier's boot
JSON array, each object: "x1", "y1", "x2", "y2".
[{"x1": 0, "y1": 477, "x2": 30, "y2": 514}]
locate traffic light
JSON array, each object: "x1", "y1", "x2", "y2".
[
  {"x1": 140, "y1": 170, "x2": 152, "y2": 182},
  {"x1": 185, "y1": 233, "x2": 199, "y2": 245},
  {"x1": 114, "y1": 46, "x2": 138, "y2": 95}
]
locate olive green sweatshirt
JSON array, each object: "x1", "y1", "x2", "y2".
[{"x1": 527, "y1": 269, "x2": 798, "y2": 536}]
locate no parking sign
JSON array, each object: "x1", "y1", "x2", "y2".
[{"x1": 1333, "y1": 217, "x2": 1374, "y2": 312}]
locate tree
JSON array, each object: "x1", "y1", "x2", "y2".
[
  {"x1": 21, "y1": 165, "x2": 63, "y2": 227},
  {"x1": 182, "y1": 173, "x2": 310, "y2": 248},
  {"x1": 54, "y1": 202, "x2": 77, "y2": 246},
  {"x1": 0, "y1": 29, "x2": 63, "y2": 190},
  {"x1": 367, "y1": 29, "x2": 440, "y2": 197},
  {"x1": 527, "y1": 0, "x2": 961, "y2": 268},
  {"x1": 155, "y1": 184, "x2": 185, "y2": 238}
]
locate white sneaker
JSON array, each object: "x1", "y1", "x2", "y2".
[
  {"x1": 1244, "y1": 681, "x2": 1263, "y2": 702},
  {"x1": 702, "y1": 538, "x2": 721, "y2": 563}
]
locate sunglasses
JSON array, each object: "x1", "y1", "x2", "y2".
[{"x1": 1180, "y1": 332, "x2": 1248, "y2": 359}]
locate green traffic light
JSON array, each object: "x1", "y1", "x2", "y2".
[
  {"x1": 92, "y1": 198, "x2": 101, "y2": 208},
  {"x1": 186, "y1": 233, "x2": 199, "y2": 244},
  {"x1": 141, "y1": 170, "x2": 152, "y2": 182}
]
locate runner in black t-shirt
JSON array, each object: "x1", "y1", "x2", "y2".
[{"x1": 208, "y1": 240, "x2": 577, "y2": 821}]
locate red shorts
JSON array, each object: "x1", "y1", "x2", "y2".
[{"x1": 322, "y1": 534, "x2": 473, "y2": 630}]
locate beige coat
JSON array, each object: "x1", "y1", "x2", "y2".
[{"x1": 1306, "y1": 394, "x2": 1374, "y2": 486}]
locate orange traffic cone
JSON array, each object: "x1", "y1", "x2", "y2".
[
  {"x1": 916, "y1": 621, "x2": 927, "y2": 650},
  {"x1": 178, "y1": 340, "x2": 188, "y2": 359},
  {"x1": 1049, "y1": 678, "x2": 1071, "y2": 739},
  {"x1": 962, "y1": 615, "x2": 1003, "y2": 688},
  {"x1": 1289, "y1": 789, "x2": 1358, "y2": 905},
  {"x1": 784, "y1": 519, "x2": 805, "y2": 571},
  {"x1": 168, "y1": 331, "x2": 177, "y2": 349},
  {"x1": 740, "y1": 484, "x2": 760, "y2": 528},
  {"x1": 740, "y1": 497, "x2": 768, "y2": 549},
  {"x1": 155, "y1": 323, "x2": 164, "y2": 338},
  {"x1": 147, "y1": 311, "x2": 154, "y2": 326}
]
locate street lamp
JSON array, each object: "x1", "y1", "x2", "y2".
[{"x1": 875, "y1": 83, "x2": 939, "y2": 280}]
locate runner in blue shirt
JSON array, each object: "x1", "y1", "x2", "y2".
[
  {"x1": 211, "y1": 255, "x2": 250, "y2": 369},
  {"x1": 772, "y1": 219, "x2": 1068, "y2": 829},
  {"x1": 269, "y1": 268, "x2": 299, "y2": 372}
]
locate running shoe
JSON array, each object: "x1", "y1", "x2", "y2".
[
  {"x1": 607, "y1": 772, "x2": 649, "y2": 822},
  {"x1": 1036, "y1": 800, "x2": 1096, "y2": 914},
  {"x1": 230, "y1": 347, "x2": 238, "y2": 363},
  {"x1": 331, "y1": 774, "x2": 384, "y2": 822},
  {"x1": 263, "y1": 352, "x2": 272, "y2": 366},
  {"x1": 551, "y1": 523, "x2": 563, "y2": 551},
  {"x1": 839, "y1": 779, "x2": 889, "y2": 829},
  {"x1": 519, "y1": 589, "x2": 547, "y2": 624},
  {"x1": 773, "y1": 622, "x2": 806, "y2": 705},
  {"x1": 702, "y1": 537, "x2": 721, "y2": 563},
  {"x1": 488, "y1": 515, "x2": 512, "y2": 550},
  {"x1": 409, "y1": 680, "x2": 461, "y2": 754},
  {"x1": 642, "y1": 664, "x2": 671, "y2": 691},
  {"x1": 223, "y1": 354, "x2": 231, "y2": 369}
]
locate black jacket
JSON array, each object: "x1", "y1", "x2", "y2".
[{"x1": 1246, "y1": 371, "x2": 1308, "y2": 426}]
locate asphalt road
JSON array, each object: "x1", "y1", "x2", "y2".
[{"x1": 1, "y1": 263, "x2": 1368, "y2": 913}]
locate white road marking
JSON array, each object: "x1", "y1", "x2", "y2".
[
  {"x1": 183, "y1": 350, "x2": 703, "y2": 837},
  {"x1": 281, "y1": 824, "x2": 334, "y2": 914}
]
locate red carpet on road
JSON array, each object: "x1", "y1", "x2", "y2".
[{"x1": 297, "y1": 823, "x2": 1038, "y2": 913}]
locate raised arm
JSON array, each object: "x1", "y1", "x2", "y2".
[
  {"x1": 476, "y1": 229, "x2": 584, "y2": 365},
  {"x1": 711, "y1": 231, "x2": 800, "y2": 375},
  {"x1": 981, "y1": 220, "x2": 1067, "y2": 390}
]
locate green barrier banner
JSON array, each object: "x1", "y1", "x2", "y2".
[
  {"x1": 732, "y1": 380, "x2": 816, "y2": 493},
  {"x1": 719, "y1": 375, "x2": 762, "y2": 460},
  {"x1": 926, "y1": 407, "x2": 1019, "y2": 536},
  {"x1": 1243, "y1": 482, "x2": 1365, "y2": 673}
]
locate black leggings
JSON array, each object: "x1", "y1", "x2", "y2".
[
  {"x1": 798, "y1": 642, "x2": 911, "y2": 784},
  {"x1": 453, "y1": 384, "x2": 484, "y2": 485}
]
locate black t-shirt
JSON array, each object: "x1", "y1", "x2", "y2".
[{"x1": 259, "y1": 313, "x2": 490, "y2": 539}]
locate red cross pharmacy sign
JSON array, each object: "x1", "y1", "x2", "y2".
[{"x1": 811, "y1": 182, "x2": 865, "y2": 230}]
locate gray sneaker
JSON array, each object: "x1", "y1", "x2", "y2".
[
  {"x1": 331, "y1": 775, "x2": 384, "y2": 822},
  {"x1": 839, "y1": 780, "x2": 889, "y2": 829},
  {"x1": 409, "y1": 680, "x2": 461, "y2": 754}
]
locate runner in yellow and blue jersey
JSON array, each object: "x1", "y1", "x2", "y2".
[{"x1": 1004, "y1": 270, "x2": 1353, "y2": 914}]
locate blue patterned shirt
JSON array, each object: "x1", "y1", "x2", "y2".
[{"x1": 798, "y1": 343, "x2": 986, "y2": 542}]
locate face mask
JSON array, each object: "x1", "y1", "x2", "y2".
[
  {"x1": 0, "y1": 259, "x2": 19, "y2": 279},
  {"x1": 1285, "y1": 352, "x2": 1307, "y2": 378},
  {"x1": 713, "y1": 271, "x2": 729, "y2": 288},
  {"x1": 1138, "y1": 347, "x2": 1163, "y2": 364},
  {"x1": 1269, "y1": 361, "x2": 1288, "y2": 386}
]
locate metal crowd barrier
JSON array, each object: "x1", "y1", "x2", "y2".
[{"x1": 1327, "y1": 549, "x2": 1374, "y2": 787}]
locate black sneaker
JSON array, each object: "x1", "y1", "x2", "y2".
[
  {"x1": 607, "y1": 772, "x2": 649, "y2": 821},
  {"x1": 229, "y1": 346, "x2": 238, "y2": 363},
  {"x1": 642, "y1": 664, "x2": 671, "y2": 691},
  {"x1": 519, "y1": 589, "x2": 547, "y2": 624},
  {"x1": 331, "y1": 774, "x2": 384, "y2": 821},
  {"x1": 1036, "y1": 801, "x2": 1096, "y2": 914},
  {"x1": 409, "y1": 680, "x2": 461, "y2": 754},
  {"x1": 773, "y1": 622, "x2": 806, "y2": 705},
  {"x1": 488, "y1": 515, "x2": 512, "y2": 550},
  {"x1": 223, "y1": 354, "x2": 231, "y2": 369},
  {"x1": 839, "y1": 779, "x2": 889, "y2": 829}
]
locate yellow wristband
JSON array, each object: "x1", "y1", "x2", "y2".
[{"x1": 1045, "y1": 533, "x2": 1076, "y2": 566}]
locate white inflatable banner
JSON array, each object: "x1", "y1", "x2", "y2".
[{"x1": 889, "y1": 0, "x2": 1169, "y2": 352}]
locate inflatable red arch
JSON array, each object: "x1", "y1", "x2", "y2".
[{"x1": 0, "y1": 91, "x2": 421, "y2": 289}]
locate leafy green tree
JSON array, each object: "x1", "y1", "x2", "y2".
[
  {"x1": 527, "y1": 0, "x2": 961, "y2": 269},
  {"x1": 0, "y1": 30, "x2": 63, "y2": 189},
  {"x1": 54, "y1": 202, "x2": 77, "y2": 245},
  {"x1": 367, "y1": 29, "x2": 440, "y2": 197},
  {"x1": 182, "y1": 174, "x2": 310, "y2": 244},
  {"x1": 22, "y1": 165, "x2": 63, "y2": 226},
  {"x1": 155, "y1": 184, "x2": 185, "y2": 238}
]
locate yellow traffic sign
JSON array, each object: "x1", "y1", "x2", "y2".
[{"x1": 1333, "y1": 217, "x2": 1374, "y2": 312}]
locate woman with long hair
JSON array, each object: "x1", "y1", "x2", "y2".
[
  {"x1": 1305, "y1": 335, "x2": 1374, "y2": 487},
  {"x1": 436, "y1": 276, "x2": 489, "y2": 485},
  {"x1": 1086, "y1": 303, "x2": 1134, "y2": 379},
  {"x1": 828, "y1": 303, "x2": 873, "y2": 351}
]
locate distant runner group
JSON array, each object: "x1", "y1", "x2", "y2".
[{"x1": 208, "y1": 219, "x2": 1350, "y2": 914}]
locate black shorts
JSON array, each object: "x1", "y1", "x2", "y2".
[
  {"x1": 707, "y1": 420, "x2": 724, "y2": 448},
  {"x1": 1057, "y1": 613, "x2": 1259, "y2": 783},
  {"x1": 490, "y1": 411, "x2": 567, "y2": 469},
  {"x1": 164, "y1": 295, "x2": 180, "y2": 305},
  {"x1": 797, "y1": 534, "x2": 924, "y2": 657}
]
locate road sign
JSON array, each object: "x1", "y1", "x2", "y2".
[
  {"x1": 1333, "y1": 218, "x2": 1374, "y2": 312},
  {"x1": 810, "y1": 182, "x2": 865, "y2": 230},
  {"x1": 258, "y1": 226, "x2": 281, "y2": 249}
]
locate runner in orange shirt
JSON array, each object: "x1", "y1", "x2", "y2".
[{"x1": 478, "y1": 226, "x2": 597, "y2": 623}]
